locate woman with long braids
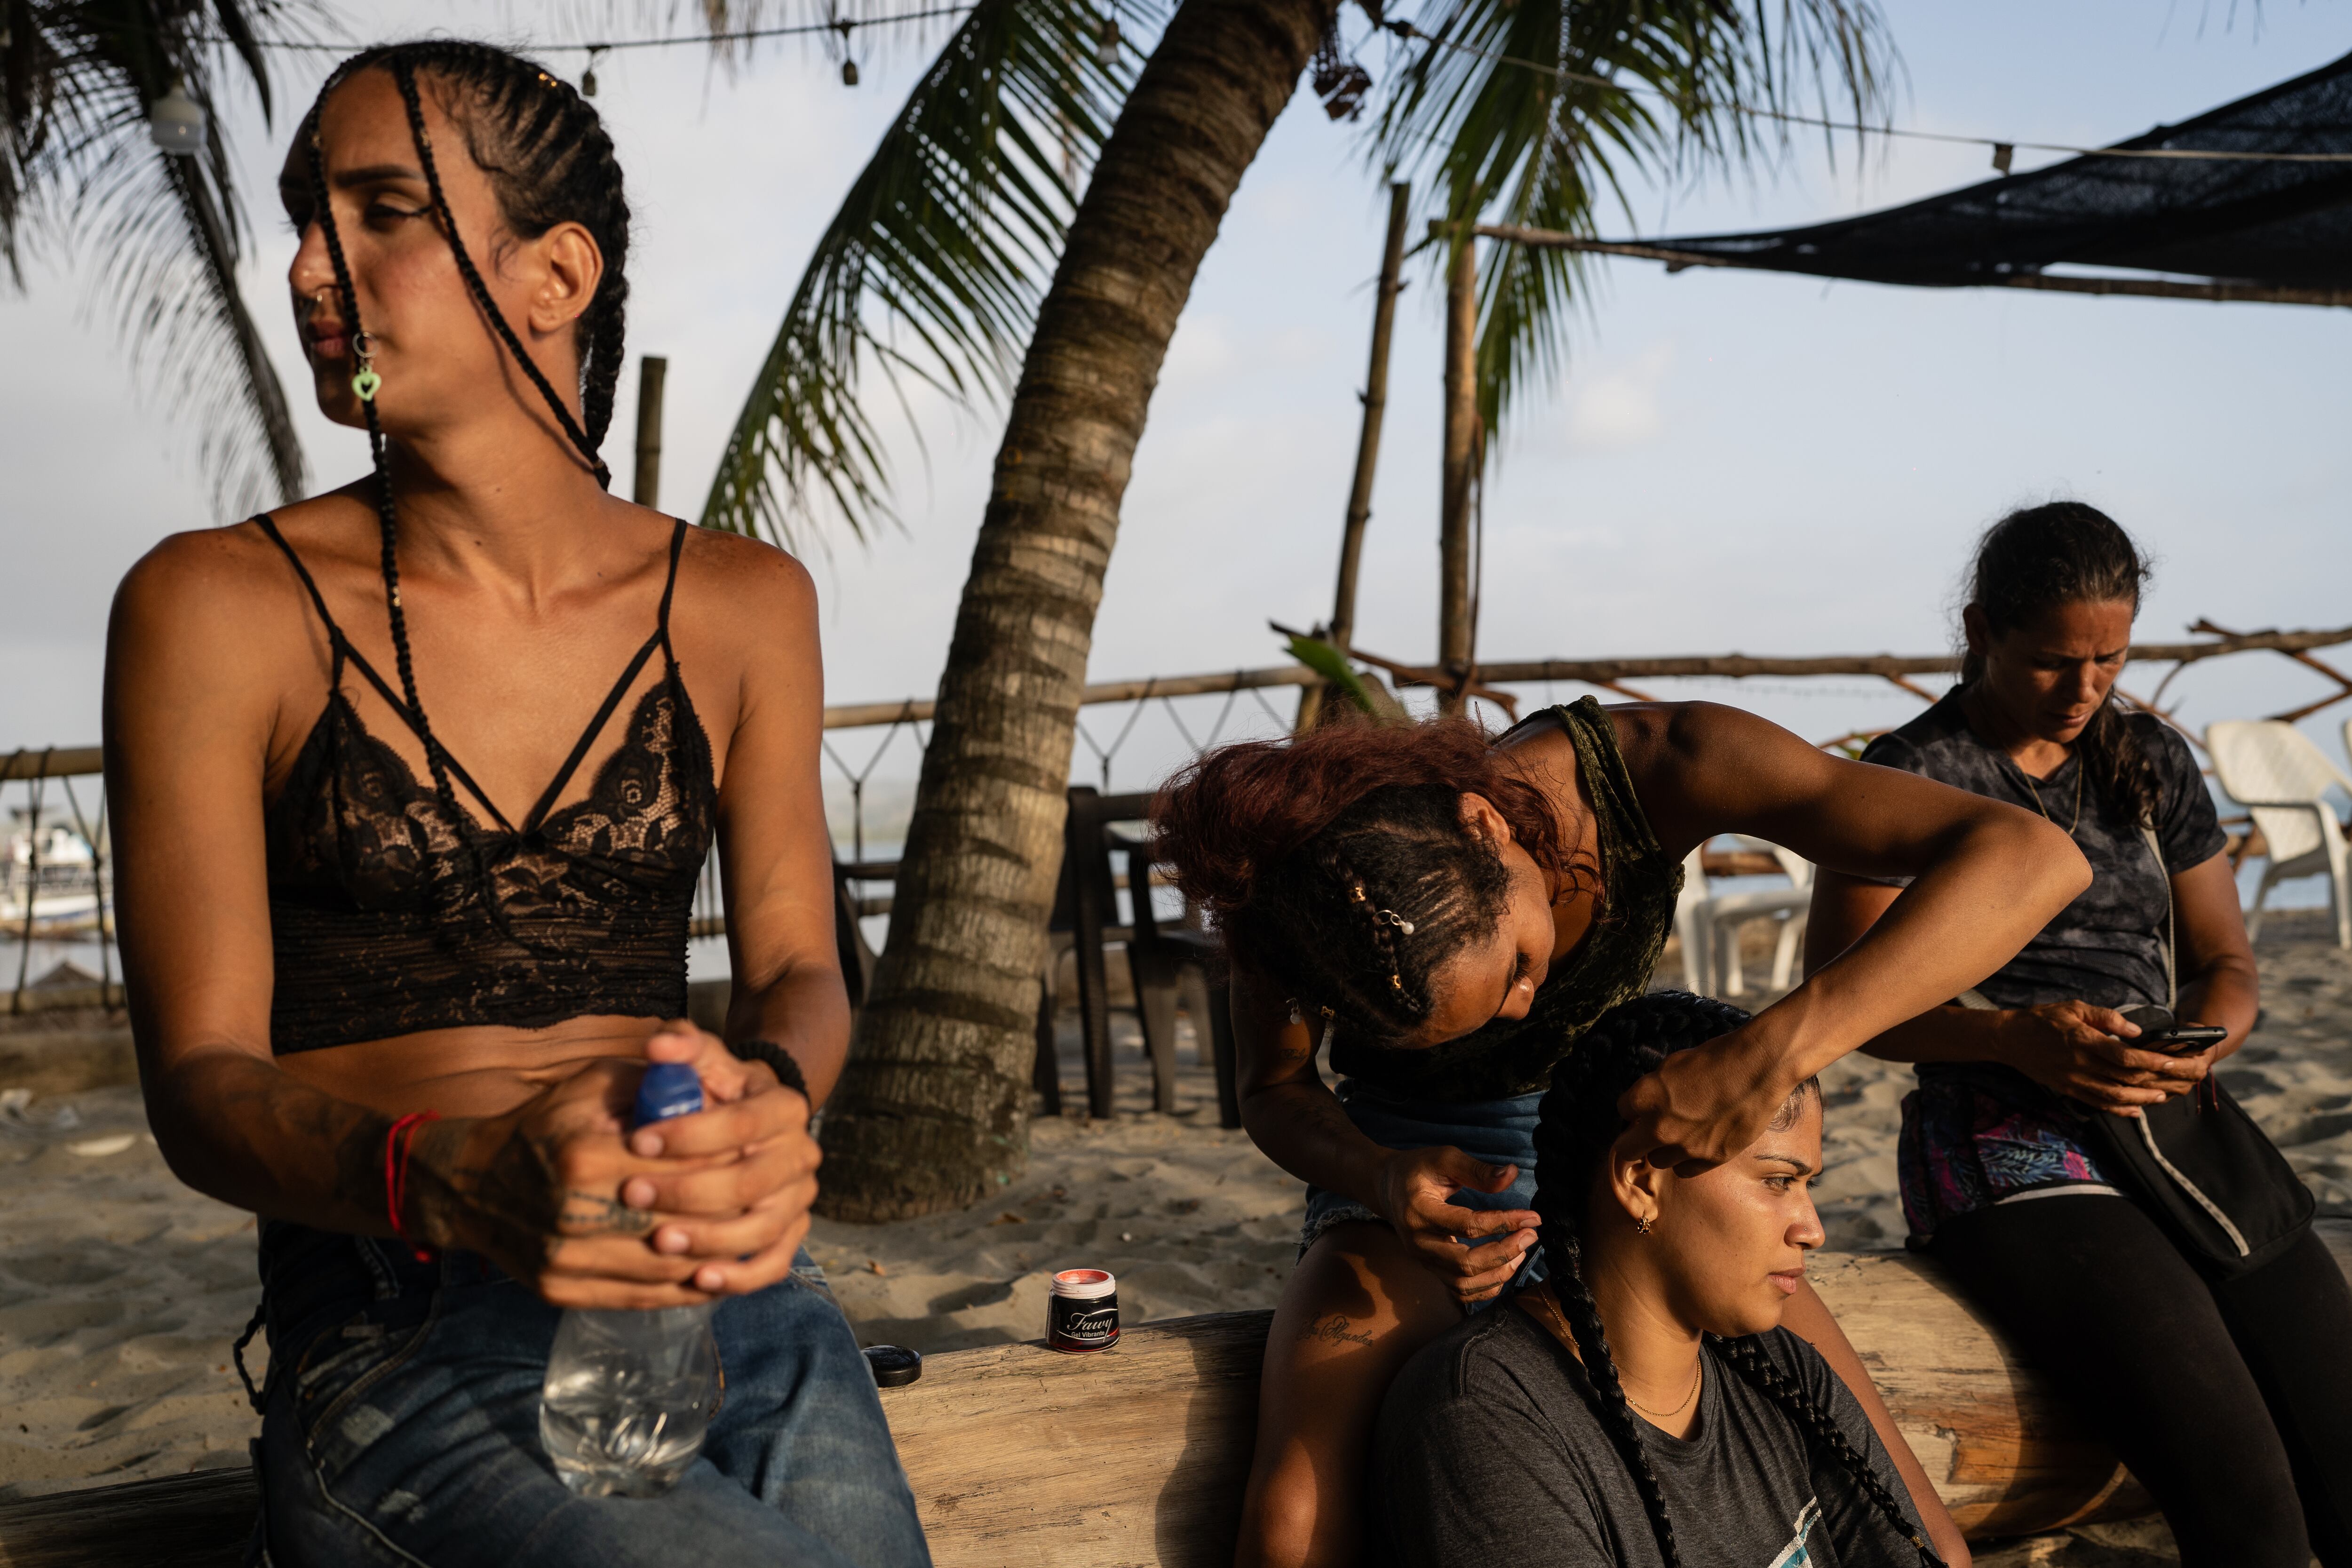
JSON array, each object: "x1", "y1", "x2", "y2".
[
  {"x1": 1372, "y1": 992, "x2": 1940, "y2": 1568},
  {"x1": 104, "y1": 43, "x2": 927, "y2": 1567},
  {"x1": 1808, "y1": 504, "x2": 2352, "y2": 1567},
  {"x1": 1152, "y1": 684, "x2": 2087, "y2": 1567}
]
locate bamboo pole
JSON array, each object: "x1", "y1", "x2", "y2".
[
  {"x1": 1335, "y1": 181, "x2": 1413, "y2": 654},
  {"x1": 632, "y1": 356, "x2": 668, "y2": 509},
  {"x1": 1437, "y1": 232, "x2": 1478, "y2": 714},
  {"x1": 1298, "y1": 183, "x2": 1413, "y2": 733}
]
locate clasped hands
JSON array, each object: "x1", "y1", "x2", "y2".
[{"x1": 417, "y1": 1023, "x2": 819, "y2": 1309}]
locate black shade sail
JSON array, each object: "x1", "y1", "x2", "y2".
[{"x1": 1569, "y1": 50, "x2": 2352, "y2": 299}]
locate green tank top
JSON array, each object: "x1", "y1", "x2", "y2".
[{"x1": 1327, "y1": 697, "x2": 1683, "y2": 1103}]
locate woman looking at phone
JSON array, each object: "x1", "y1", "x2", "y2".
[{"x1": 1808, "y1": 503, "x2": 2352, "y2": 1568}]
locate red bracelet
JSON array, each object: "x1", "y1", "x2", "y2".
[{"x1": 384, "y1": 1110, "x2": 441, "y2": 1262}]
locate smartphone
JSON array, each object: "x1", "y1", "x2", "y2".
[{"x1": 2119, "y1": 1004, "x2": 2229, "y2": 1055}]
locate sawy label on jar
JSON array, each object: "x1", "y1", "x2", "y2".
[{"x1": 1047, "y1": 1268, "x2": 1118, "y2": 1353}]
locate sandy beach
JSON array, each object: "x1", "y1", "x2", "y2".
[{"x1": 3, "y1": 910, "x2": 2346, "y2": 1566}]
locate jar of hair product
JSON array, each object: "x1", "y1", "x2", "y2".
[{"x1": 1047, "y1": 1269, "x2": 1119, "y2": 1353}]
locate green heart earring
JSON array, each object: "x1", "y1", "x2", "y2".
[{"x1": 350, "y1": 330, "x2": 381, "y2": 402}]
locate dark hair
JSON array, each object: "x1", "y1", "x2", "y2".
[
  {"x1": 298, "y1": 42, "x2": 629, "y2": 939},
  {"x1": 1962, "y1": 501, "x2": 2160, "y2": 827},
  {"x1": 1531, "y1": 993, "x2": 1939, "y2": 1568},
  {"x1": 1152, "y1": 716, "x2": 1584, "y2": 1044}
]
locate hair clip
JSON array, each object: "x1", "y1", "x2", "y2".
[{"x1": 1347, "y1": 882, "x2": 1416, "y2": 936}]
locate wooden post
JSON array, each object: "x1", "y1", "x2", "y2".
[
  {"x1": 1299, "y1": 183, "x2": 1414, "y2": 733},
  {"x1": 1437, "y1": 234, "x2": 1478, "y2": 714},
  {"x1": 632, "y1": 355, "x2": 668, "y2": 509}
]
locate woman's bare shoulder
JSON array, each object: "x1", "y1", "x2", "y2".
[{"x1": 674, "y1": 524, "x2": 816, "y2": 625}]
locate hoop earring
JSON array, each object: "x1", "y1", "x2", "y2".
[{"x1": 350, "y1": 330, "x2": 381, "y2": 403}]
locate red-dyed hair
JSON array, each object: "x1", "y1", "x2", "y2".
[{"x1": 1152, "y1": 715, "x2": 1577, "y2": 1039}]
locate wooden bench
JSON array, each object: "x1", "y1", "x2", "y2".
[{"x1": 8, "y1": 1227, "x2": 2349, "y2": 1566}]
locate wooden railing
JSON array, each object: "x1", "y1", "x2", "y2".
[{"x1": 14, "y1": 618, "x2": 2348, "y2": 1017}]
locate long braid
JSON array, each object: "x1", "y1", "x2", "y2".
[
  {"x1": 1712, "y1": 1335, "x2": 1946, "y2": 1567},
  {"x1": 304, "y1": 126, "x2": 512, "y2": 941},
  {"x1": 387, "y1": 57, "x2": 611, "y2": 489},
  {"x1": 299, "y1": 39, "x2": 634, "y2": 949},
  {"x1": 1534, "y1": 1035, "x2": 1686, "y2": 1567}
]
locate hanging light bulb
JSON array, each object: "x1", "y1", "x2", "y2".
[
  {"x1": 1097, "y1": 15, "x2": 1120, "y2": 67},
  {"x1": 841, "y1": 57, "x2": 859, "y2": 86},
  {"x1": 149, "y1": 80, "x2": 207, "y2": 157},
  {"x1": 835, "y1": 17, "x2": 858, "y2": 86},
  {"x1": 582, "y1": 47, "x2": 607, "y2": 97}
]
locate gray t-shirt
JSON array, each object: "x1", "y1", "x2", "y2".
[
  {"x1": 1371, "y1": 1305, "x2": 1927, "y2": 1568},
  {"x1": 1857, "y1": 693, "x2": 2226, "y2": 1011}
]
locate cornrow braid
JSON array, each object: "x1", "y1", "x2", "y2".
[
  {"x1": 1226, "y1": 782, "x2": 1514, "y2": 1043},
  {"x1": 1314, "y1": 844, "x2": 1425, "y2": 1018},
  {"x1": 1712, "y1": 1334, "x2": 1945, "y2": 1567},
  {"x1": 386, "y1": 56, "x2": 610, "y2": 488},
  {"x1": 574, "y1": 139, "x2": 631, "y2": 453}
]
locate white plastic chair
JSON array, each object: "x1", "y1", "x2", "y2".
[
  {"x1": 1675, "y1": 839, "x2": 1814, "y2": 997},
  {"x1": 2206, "y1": 719, "x2": 2352, "y2": 949},
  {"x1": 1674, "y1": 848, "x2": 1714, "y2": 995}
]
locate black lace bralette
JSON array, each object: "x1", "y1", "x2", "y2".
[{"x1": 255, "y1": 515, "x2": 716, "y2": 1054}]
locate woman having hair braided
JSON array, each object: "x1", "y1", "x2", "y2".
[
  {"x1": 1372, "y1": 993, "x2": 1942, "y2": 1568},
  {"x1": 104, "y1": 43, "x2": 926, "y2": 1568},
  {"x1": 1154, "y1": 695, "x2": 2087, "y2": 1568}
]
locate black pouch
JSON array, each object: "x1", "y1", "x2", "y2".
[
  {"x1": 2075, "y1": 1078, "x2": 2313, "y2": 1278},
  {"x1": 2071, "y1": 826, "x2": 2312, "y2": 1279}
]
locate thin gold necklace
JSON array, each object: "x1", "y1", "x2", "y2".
[
  {"x1": 1528, "y1": 1290, "x2": 1702, "y2": 1420},
  {"x1": 2013, "y1": 755, "x2": 2085, "y2": 835}
]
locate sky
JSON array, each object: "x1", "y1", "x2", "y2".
[{"x1": 4, "y1": 0, "x2": 2349, "y2": 865}]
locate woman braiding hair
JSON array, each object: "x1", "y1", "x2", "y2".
[
  {"x1": 106, "y1": 41, "x2": 928, "y2": 1566},
  {"x1": 1151, "y1": 697, "x2": 2058, "y2": 1568},
  {"x1": 1372, "y1": 992, "x2": 1944, "y2": 1568}
]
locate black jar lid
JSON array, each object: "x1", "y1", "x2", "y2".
[{"x1": 863, "y1": 1344, "x2": 923, "y2": 1387}]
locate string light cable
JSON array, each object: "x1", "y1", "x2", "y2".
[
  {"x1": 193, "y1": 5, "x2": 977, "y2": 58},
  {"x1": 188, "y1": 7, "x2": 2352, "y2": 164},
  {"x1": 1376, "y1": 16, "x2": 2352, "y2": 165}
]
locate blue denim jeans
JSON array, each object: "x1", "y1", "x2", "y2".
[
  {"x1": 1297, "y1": 1079, "x2": 1549, "y2": 1303},
  {"x1": 250, "y1": 1222, "x2": 930, "y2": 1568}
]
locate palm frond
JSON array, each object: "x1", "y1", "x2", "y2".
[
  {"x1": 2, "y1": 1, "x2": 315, "y2": 511},
  {"x1": 1367, "y1": 0, "x2": 1899, "y2": 438},
  {"x1": 699, "y1": 0, "x2": 1158, "y2": 546}
]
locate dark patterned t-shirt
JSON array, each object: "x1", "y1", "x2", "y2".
[
  {"x1": 1858, "y1": 692, "x2": 2225, "y2": 1010},
  {"x1": 1859, "y1": 691, "x2": 2228, "y2": 1236}
]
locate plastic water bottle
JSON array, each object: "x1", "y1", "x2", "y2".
[{"x1": 539, "y1": 1062, "x2": 721, "y2": 1497}]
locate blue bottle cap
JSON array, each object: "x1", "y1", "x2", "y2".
[{"x1": 633, "y1": 1062, "x2": 705, "y2": 1128}]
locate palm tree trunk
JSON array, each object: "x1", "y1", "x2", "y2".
[{"x1": 818, "y1": 0, "x2": 1341, "y2": 1221}]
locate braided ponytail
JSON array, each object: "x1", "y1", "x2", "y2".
[
  {"x1": 1527, "y1": 993, "x2": 1941, "y2": 1568},
  {"x1": 1532, "y1": 1175, "x2": 1685, "y2": 1566},
  {"x1": 1712, "y1": 1336, "x2": 1944, "y2": 1567}
]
